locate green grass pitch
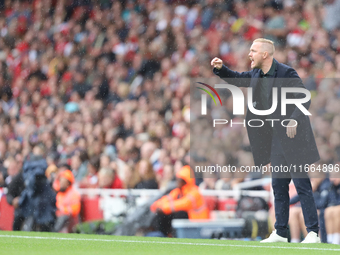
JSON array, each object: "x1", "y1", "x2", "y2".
[{"x1": 0, "y1": 231, "x2": 339, "y2": 255}]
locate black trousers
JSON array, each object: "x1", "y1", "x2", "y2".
[
  {"x1": 13, "y1": 210, "x2": 25, "y2": 231},
  {"x1": 21, "y1": 216, "x2": 54, "y2": 232},
  {"x1": 152, "y1": 211, "x2": 189, "y2": 236},
  {"x1": 271, "y1": 132, "x2": 319, "y2": 238},
  {"x1": 54, "y1": 215, "x2": 71, "y2": 232}
]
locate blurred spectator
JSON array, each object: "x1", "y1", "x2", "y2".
[
  {"x1": 288, "y1": 173, "x2": 330, "y2": 243},
  {"x1": 54, "y1": 170, "x2": 81, "y2": 232},
  {"x1": 97, "y1": 167, "x2": 123, "y2": 189},
  {"x1": 19, "y1": 146, "x2": 56, "y2": 232},
  {"x1": 150, "y1": 165, "x2": 209, "y2": 236},
  {"x1": 79, "y1": 156, "x2": 100, "y2": 188},
  {"x1": 134, "y1": 159, "x2": 158, "y2": 189},
  {"x1": 71, "y1": 152, "x2": 88, "y2": 182},
  {"x1": 0, "y1": 86, "x2": 16, "y2": 115},
  {"x1": 324, "y1": 171, "x2": 340, "y2": 244},
  {"x1": 123, "y1": 164, "x2": 140, "y2": 189},
  {"x1": 3, "y1": 156, "x2": 20, "y2": 186},
  {"x1": 263, "y1": 1, "x2": 286, "y2": 47},
  {"x1": 323, "y1": 0, "x2": 340, "y2": 32},
  {"x1": 6, "y1": 157, "x2": 25, "y2": 231},
  {"x1": 158, "y1": 164, "x2": 174, "y2": 190}
]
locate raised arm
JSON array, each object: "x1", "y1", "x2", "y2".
[{"x1": 211, "y1": 57, "x2": 253, "y2": 87}]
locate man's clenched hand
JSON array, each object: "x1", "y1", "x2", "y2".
[{"x1": 211, "y1": 57, "x2": 223, "y2": 70}]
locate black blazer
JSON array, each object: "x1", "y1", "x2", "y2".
[{"x1": 213, "y1": 59, "x2": 320, "y2": 167}]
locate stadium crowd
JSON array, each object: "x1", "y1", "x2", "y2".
[{"x1": 0, "y1": 0, "x2": 340, "y2": 243}]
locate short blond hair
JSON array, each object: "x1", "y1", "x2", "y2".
[{"x1": 253, "y1": 38, "x2": 275, "y2": 56}]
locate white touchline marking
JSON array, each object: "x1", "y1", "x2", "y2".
[{"x1": 0, "y1": 235, "x2": 339, "y2": 252}]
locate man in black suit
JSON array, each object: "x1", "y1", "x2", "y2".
[{"x1": 211, "y1": 38, "x2": 320, "y2": 243}]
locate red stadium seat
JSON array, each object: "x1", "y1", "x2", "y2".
[
  {"x1": 81, "y1": 196, "x2": 103, "y2": 222},
  {"x1": 217, "y1": 198, "x2": 238, "y2": 211},
  {"x1": 0, "y1": 195, "x2": 14, "y2": 231},
  {"x1": 204, "y1": 196, "x2": 217, "y2": 211}
]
